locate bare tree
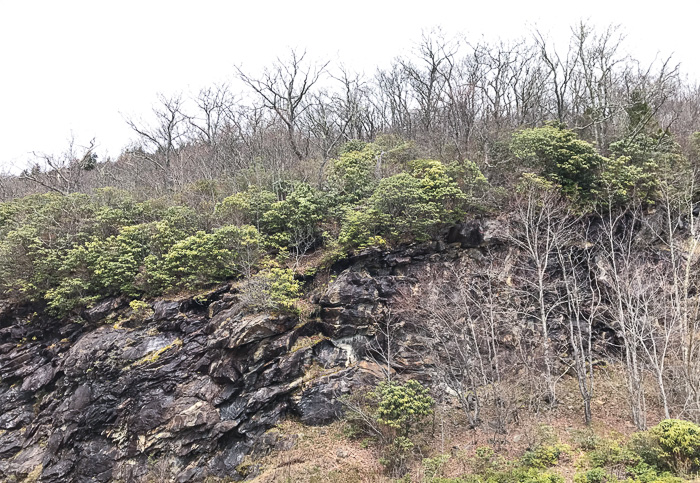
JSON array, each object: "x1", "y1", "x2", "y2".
[
  {"x1": 189, "y1": 84, "x2": 235, "y2": 146},
  {"x1": 236, "y1": 49, "x2": 328, "y2": 162},
  {"x1": 376, "y1": 62, "x2": 413, "y2": 135},
  {"x1": 19, "y1": 136, "x2": 97, "y2": 195},
  {"x1": 185, "y1": 83, "x2": 240, "y2": 179},
  {"x1": 399, "y1": 29, "x2": 457, "y2": 152},
  {"x1": 398, "y1": 251, "x2": 519, "y2": 429},
  {"x1": 645, "y1": 172, "x2": 700, "y2": 420},
  {"x1": 125, "y1": 93, "x2": 187, "y2": 191},
  {"x1": 416, "y1": 266, "x2": 485, "y2": 427},
  {"x1": 441, "y1": 46, "x2": 482, "y2": 159},
  {"x1": 595, "y1": 205, "x2": 649, "y2": 429},
  {"x1": 556, "y1": 228, "x2": 602, "y2": 425},
  {"x1": 332, "y1": 67, "x2": 376, "y2": 141},
  {"x1": 571, "y1": 22, "x2": 628, "y2": 150},
  {"x1": 535, "y1": 29, "x2": 580, "y2": 123},
  {"x1": 509, "y1": 175, "x2": 578, "y2": 405}
]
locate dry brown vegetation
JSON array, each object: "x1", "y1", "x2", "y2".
[{"x1": 247, "y1": 367, "x2": 668, "y2": 483}]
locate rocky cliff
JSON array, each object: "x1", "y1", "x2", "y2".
[{"x1": 0, "y1": 220, "x2": 503, "y2": 482}]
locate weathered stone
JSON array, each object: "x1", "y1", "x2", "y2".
[
  {"x1": 0, "y1": 236, "x2": 484, "y2": 482},
  {"x1": 258, "y1": 348, "x2": 309, "y2": 387},
  {"x1": 482, "y1": 218, "x2": 509, "y2": 245},
  {"x1": 4, "y1": 444, "x2": 45, "y2": 478},
  {"x1": 313, "y1": 339, "x2": 350, "y2": 368},
  {"x1": 446, "y1": 221, "x2": 483, "y2": 247},
  {"x1": 41, "y1": 459, "x2": 74, "y2": 481},
  {"x1": 73, "y1": 439, "x2": 117, "y2": 481},
  {"x1": 20, "y1": 362, "x2": 56, "y2": 392},
  {"x1": 208, "y1": 300, "x2": 228, "y2": 318},
  {"x1": 132, "y1": 394, "x2": 173, "y2": 433},
  {"x1": 0, "y1": 430, "x2": 23, "y2": 459},
  {"x1": 250, "y1": 431, "x2": 298, "y2": 457},
  {"x1": 210, "y1": 311, "x2": 296, "y2": 349},
  {"x1": 62, "y1": 327, "x2": 123, "y2": 377},
  {"x1": 320, "y1": 271, "x2": 380, "y2": 308},
  {"x1": 294, "y1": 368, "x2": 356, "y2": 425},
  {"x1": 83, "y1": 297, "x2": 125, "y2": 323},
  {"x1": 153, "y1": 300, "x2": 180, "y2": 320},
  {"x1": 0, "y1": 405, "x2": 33, "y2": 430}
]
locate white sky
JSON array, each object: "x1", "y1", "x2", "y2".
[{"x1": 0, "y1": 0, "x2": 697, "y2": 171}]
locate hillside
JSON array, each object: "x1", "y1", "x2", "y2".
[
  {"x1": 4, "y1": 24, "x2": 700, "y2": 482},
  {"x1": 0, "y1": 224, "x2": 500, "y2": 481},
  {"x1": 1, "y1": 214, "x2": 699, "y2": 482}
]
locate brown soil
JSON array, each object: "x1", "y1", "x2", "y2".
[{"x1": 249, "y1": 364, "x2": 671, "y2": 483}]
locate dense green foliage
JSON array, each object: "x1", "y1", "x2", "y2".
[
  {"x1": 0, "y1": 140, "x2": 489, "y2": 317},
  {"x1": 375, "y1": 379, "x2": 435, "y2": 437},
  {"x1": 568, "y1": 420, "x2": 700, "y2": 482},
  {"x1": 216, "y1": 186, "x2": 277, "y2": 229},
  {"x1": 415, "y1": 421, "x2": 700, "y2": 483},
  {"x1": 159, "y1": 225, "x2": 262, "y2": 290},
  {"x1": 512, "y1": 124, "x2": 606, "y2": 197},
  {"x1": 327, "y1": 141, "x2": 380, "y2": 205},
  {"x1": 650, "y1": 419, "x2": 700, "y2": 474},
  {"x1": 0, "y1": 190, "x2": 265, "y2": 315},
  {"x1": 0, "y1": 113, "x2": 691, "y2": 319},
  {"x1": 260, "y1": 182, "x2": 326, "y2": 252},
  {"x1": 240, "y1": 267, "x2": 302, "y2": 313},
  {"x1": 338, "y1": 158, "x2": 474, "y2": 247},
  {"x1": 511, "y1": 124, "x2": 663, "y2": 205},
  {"x1": 522, "y1": 443, "x2": 571, "y2": 469}
]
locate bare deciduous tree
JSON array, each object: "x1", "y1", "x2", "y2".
[
  {"x1": 510, "y1": 176, "x2": 578, "y2": 405},
  {"x1": 19, "y1": 136, "x2": 97, "y2": 195},
  {"x1": 596, "y1": 205, "x2": 649, "y2": 429},
  {"x1": 556, "y1": 228, "x2": 601, "y2": 424},
  {"x1": 125, "y1": 93, "x2": 187, "y2": 191},
  {"x1": 237, "y1": 49, "x2": 328, "y2": 162}
]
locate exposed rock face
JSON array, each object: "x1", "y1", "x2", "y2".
[{"x1": 0, "y1": 220, "x2": 507, "y2": 482}]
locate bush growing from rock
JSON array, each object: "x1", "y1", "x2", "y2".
[
  {"x1": 512, "y1": 124, "x2": 605, "y2": 199},
  {"x1": 129, "y1": 300, "x2": 153, "y2": 322},
  {"x1": 327, "y1": 142, "x2": 379, "y2": 205},
  {"x1": 240, "y1": 267, "x2": 302, "y2": 313},
  {"x1": 159, "y1": 225, "x2": 263, "y2": 291},
  {"x1": 521, "y1": 442, "x2": 571, "y2": 469},
  {"x1": 573, "y1": 468, "x2": 610, "y2": 483},
  {"x1": 338, "y1": 159, "x2": 473, "y2": 248},
  {"x1": 342, "y1": 379, "x2": 434, "y2": 477},
  {"x1": 260, "y1": 182, "x2": 326, "y2": 255}
]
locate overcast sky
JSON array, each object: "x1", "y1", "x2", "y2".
[{"x1": 0, "y1": 0, "x2": 697, "y2": 171}]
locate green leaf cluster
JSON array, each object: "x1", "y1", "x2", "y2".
[
  {"x1": 0, "y1": 139, "x2": 485, "y2": 315},
  {"x1": 512, "y1": 124, "x2": 664, "y2": 205},
  {"x1": 240, "y1": 266, "x2": 302, "y2": 313},
  {"x1": 216, "y1": 186, "x2": 277, "y2": 229},
  {"x1": 327, "y1": 141, "x2": 379, "y2": 205},
  {"x1": 0, "y1": 191, "x2": 267, "y2": 315},
  {"x1": 512, "y1": 124, "x2": 605, "y2": 197},
  {"x1": 521, "y1": 443, "x2": 571, "y2": 469},
  {"x1": 260, "y1": 182, "x2": 326, "y2": 251},
  {"x1": 573, "y1": 422, "x2": 699, "y2": 482},
  {"x1": 374, "y1": 379, "x2": 435, "y2": 437},
  {"x1": 158, "y1": 224, "x2": 263, "y2": 291},
  {"x1": 339, "y1": 159, "x2": 472, "y2": 247},
  {"x1": 650, "y1": 419, "x2": 700, "y2": 474}
]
